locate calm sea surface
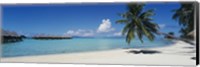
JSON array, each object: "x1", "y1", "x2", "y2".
[{"x1": 2, "y1": 38, "x2": 174, "y2": 57}]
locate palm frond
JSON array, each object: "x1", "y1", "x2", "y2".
[
  {"x1": 139, "y1": 9, "x2": 155, "y2": 19},
  {"x1": 117, "y1": 3, "x2": 158, "y2": 45},
  {"x1": 172, "y1": 3, "x2": 194, "y2": 36},
  {"x1": 126, "y1": 28, "x2": 135, "y2": 44},
  {"x1": 116, "y1": 19, "x2": 129, "y2": 24},
  {"x1": 122, "y1": 23, "x2": 132, "y2": 35}
]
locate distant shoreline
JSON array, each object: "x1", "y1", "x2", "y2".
[{"x1": 32, "y1": 36, "x2": 72, "y2": 40}]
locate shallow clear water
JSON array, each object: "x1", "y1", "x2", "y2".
[{"x1": 2, "y1": 38, "x2": 173, "y2": 57}]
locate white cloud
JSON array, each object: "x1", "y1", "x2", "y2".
[
  {"x1": 66, "y1": 30, "x2": 75, "y2": 35},
  {"x1": 159, "y1": 24, "x2": 166, "y2": 28},
  {"x1": 113, "y1": 32, "x2": 122, "y2": 36},
  {"x1": 97, "y1": 19, "x2": 115, "y2": 33},
  {"x1": 64, "y1": 29, "x2": 94, "y2": 37},
  {"x1": 64, "y1": 19, "x2": 117, "y2": 37}
]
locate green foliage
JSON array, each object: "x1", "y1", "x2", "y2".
[
  {"x1": 172, "y1": 3, "x2": 195, "y2": 37},
  {"x1": 116, "y1": 3, "x2": 159, "y2": 44}
]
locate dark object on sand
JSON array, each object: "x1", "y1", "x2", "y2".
[
  {"x1": 128, "y1": 50, "x2": 141, "y2": 54},
  {"x1": 191, "y1": 57, "x2": 196, "y2": 60},
  {"x1": 140, "y1": 50, "x2": 161, "y2": 54},
  {"x1": 128, "y1": 50, "x2": 161, "y2": 54}
]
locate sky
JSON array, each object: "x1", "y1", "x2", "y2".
[{"x1": 2, "y1": 2, "x2": 181, "y2": 37}]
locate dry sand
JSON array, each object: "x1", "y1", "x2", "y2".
[{"x1": 1, "y1": 40, "x2": 196, "y2": 66}]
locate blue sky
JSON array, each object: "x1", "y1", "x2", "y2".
[{"x1": 2, "y1": 2, "x2": 181, "y2": 37}]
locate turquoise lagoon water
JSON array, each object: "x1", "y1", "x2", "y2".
[{"x1": 2, "y1": 38, "x2": 174, "y2": 57}]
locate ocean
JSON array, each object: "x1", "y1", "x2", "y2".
[{"x1": 2, "y1": 37, "x2": 174, "y2": 57}]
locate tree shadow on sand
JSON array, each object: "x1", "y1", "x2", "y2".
[
  {"x1": 127, "y1": 50, "x2": 161, "y2": 54},
  {"x1": 191, "y1": 57, "x2": 196, "y2": 60},
  {"x1": 182, "y1": 46, "x2": 195, "y2": 49}
]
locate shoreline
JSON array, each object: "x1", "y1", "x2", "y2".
[{"x1": 1, "y1": 40, "x2": 196, "y2": 66}]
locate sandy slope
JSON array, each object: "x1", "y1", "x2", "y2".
[{"x1": 1, "y1": 40, "x2": 196, "y2": 66}]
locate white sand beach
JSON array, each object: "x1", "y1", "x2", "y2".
[{"x1": 1, "y1": 40, "x2": 196, "y2": 66}]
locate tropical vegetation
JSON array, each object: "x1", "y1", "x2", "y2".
[
  {"x1": 116, "y1": 3, "x2": 159, "y2": 44},
  {"x1": 172, "y1": 3, "x2": 195, "y2": 38}
]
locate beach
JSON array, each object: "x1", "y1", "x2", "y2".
[{"x1": 1, "y1": 40, "x2": 196, "y2": 66}]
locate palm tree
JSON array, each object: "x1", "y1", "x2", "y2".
[
  {"x1": 172, "y1": 3, "x2": 195, "y2": 37},
  {"x1": 116, "y1": 3, "x2": 159, "y2": 44}
]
